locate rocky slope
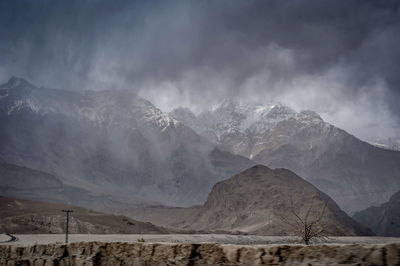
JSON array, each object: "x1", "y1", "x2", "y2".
[
  {"x1": 129, "y1": 165, "x2": 372, "y2": 236},
  {"x1": 0, "y1": 196, "x2": 167, "y2": 234},
  {"x1": 183, "y1": 165, "x2": 371, "y2": 235},
  {"x1": 171, "y1": 101, "x2": 400, "y2": 212},
  {"x1": 170, "y1": 100, "x2": 297, "y2": 158},
  {"x1": 2, "y1": 241, "x2": 399, "y2": 265},
  {"x1": 353, "y1": 190, "x2": 400, "y2": 237},
  {"x1": 0, "y1": 77, "x2": 253, "y2": 208},
  {"x1": 253, "y1": 113, "x2": 400, "y2": 212}
]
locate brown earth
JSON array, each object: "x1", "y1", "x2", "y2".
[
  {"x1": 128, "y1": 165, "x2": 372, "y2": 236},
  {"x1": 1, "y1": 241, "x2": 400, "y2": 265},
  {"x1": 0, "y1": 196, "x2": 167, "y2": 234}
]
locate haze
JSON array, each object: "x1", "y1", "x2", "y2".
[{"x1": 0, "y1": 0, "x2": 399, "y2": 141}]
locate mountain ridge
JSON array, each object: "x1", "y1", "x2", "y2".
[
  {"x1": 127, "y1": 164, "x2": 373, "y2": 236},
  {"x1": 170, "y1": 101, "x2": 400, "y2": 212},
  {"x1": 0, "y1": 77, "x2": 254, "y2": 209}
]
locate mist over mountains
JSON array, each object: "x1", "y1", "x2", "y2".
[
  {"x1": 1, "y1": 77, "x2": 400, "y2": 217},
  {"x1": 2, "y1": 0, "x2": 400, "y2": 144},
  {"x1": 171, "y1": 98, "x2": 400, "y2": 212},
  {"x1": 1, "y1": 0, "x2": 400, "y2": 243},
  {"x1": 0, "y1": 77, "x2": 253, "y2": 209}
]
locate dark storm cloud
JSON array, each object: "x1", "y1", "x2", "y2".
[{"x1": 0, "y1": 0, "x2": 400, "y2": 140}]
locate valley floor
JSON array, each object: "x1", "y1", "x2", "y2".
[{"x1": 2, "y1": 234, "x2": 400, "y2": 246}]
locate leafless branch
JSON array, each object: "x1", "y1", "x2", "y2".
[{"x1": 277, "y1": 196, "x2": 328, "y2": 245}]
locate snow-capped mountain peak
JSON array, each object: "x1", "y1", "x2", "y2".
[
  {"x1": 170, "y1": 99, "x2": 335, "y2": 159},
  {"x1": 0, "y1": 78, "x2": 180, "y2": 133},
  {"x1": 171, "y1": 100, "x2": 297, "y2": 138}
]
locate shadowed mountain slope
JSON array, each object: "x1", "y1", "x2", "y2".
[
  {"x1": 353, "y1": 190, "x2": 400, "y2": 236},
  {"x1": 0, "y1": 159, "x2": 152, "y2": 211}
]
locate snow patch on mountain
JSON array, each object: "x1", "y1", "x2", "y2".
[
  {"x1": 0, "y1": 77, "x2": 179, "y2": 133},
  {"x1": 142, "y1": 104, "x2": 180, "y2": 131},
  {"x1": 170, "y1": 99, "x2": 335, "y2": 159},
  {"x1": 205, "y1": 100, "x2": 294, "y2": 138},
  {"x1": 171, "y1": 99, "x2": 298, "y2": 140}
]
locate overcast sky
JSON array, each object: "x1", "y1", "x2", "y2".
[{"x1": 0, "y1": 0, "x2": 399, "y2": 141}]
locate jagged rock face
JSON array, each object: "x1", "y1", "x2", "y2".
[
  {"x1": 0, "y1": 196, "x2": 167, "y2": 234},
  {"x1": 170, "y1": 100, "x2": 296, "y2": 158},
  {"x1": 171, "y1": 165, "x2": 371, "y2": 236},
  {"x1": 0, "y1": 78, "x2": 253, "y2": 208},
  {"x1": 169, "y1": 107, "x2": 202, "y2": 133},
  {"x1": 171, "y1": 101, "x2": 400, "y2": 212},
  {"x1": 353, "y1": 190, "x2": 400, "y2": 237},
  {"x1": 1, "y1": 242, "x2": 399, "y2": 265}
]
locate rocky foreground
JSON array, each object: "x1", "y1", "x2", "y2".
[{"x1": 1, "y1": 242, "x2": 399, "y2": 265}]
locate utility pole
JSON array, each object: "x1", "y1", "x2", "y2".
[{"x1": 61, "y1": 209, "x2": 73, "y2": 244}]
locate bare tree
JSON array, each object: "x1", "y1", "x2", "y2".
[{"x1": 278, "y1": 198, "x2": 327, "y2": 245}]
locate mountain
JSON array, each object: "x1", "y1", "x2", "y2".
[
  {"x1": 170, "y1": 101, "x2": 400, "y2": 212},
  {"x1": 0, "y1": 77, "x2": 253, "y2": 209},
  {"x1": 170, "y1": 100, "x2": 296, "y2": 157},
  {"x1": 353, "y1": 190, "x2": 400, "y2": 236},
  {"x1": 0, "y1": 196, "x2": 167, "y2": 234},
  {"x1": 369, "y1": 137, "x2": 400, "y2": 151},
  {"x1": 128, "y1": 165, "x2": 372, "y2": 236},
  {"x1": 0, "y1": 159, "x2": 143, "y2": 211}
]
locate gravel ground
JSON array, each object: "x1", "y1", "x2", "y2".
[{"x1": 1, "y1": 234, "x2": 400, "y2": 246}]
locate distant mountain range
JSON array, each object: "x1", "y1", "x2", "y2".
[
  {"x1": 0, "y1": 77, "x2": 253, "y2": 209},
  {"x1": 128, "y1": 165, "x2": 372, "y2": 236},
  {"x1": 170, "y1": 101, "x2": 296, "y2": 157},
  {"x1": 1, "y1": 77, "x2": 400, "y2": 215},
  {"x1": 171, "y1": 101, "x2": 400, "y2": 212}
]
